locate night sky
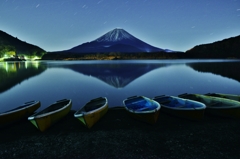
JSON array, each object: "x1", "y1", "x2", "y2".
[{"x1": 1, "y1": 0, "x2": 240, "y2": 52}]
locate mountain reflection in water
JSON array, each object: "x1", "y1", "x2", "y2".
[{"x1": 65, "y1": 63, "x2": 167, "y2": 88}]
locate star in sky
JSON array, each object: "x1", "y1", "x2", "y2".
[{"x1": 0, "y1": 0, "x2": 239, "y2": 52}]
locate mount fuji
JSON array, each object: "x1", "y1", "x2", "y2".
[{"x1": 65, "y1": 28, "x2": 170, "y2": 53}]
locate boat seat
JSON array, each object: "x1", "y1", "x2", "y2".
[{"x1": 160, "y1": 100, "x2": 171, "y2": 104}]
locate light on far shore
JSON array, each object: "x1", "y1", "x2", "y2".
[{"x1": 24, "y1": 56, "x2": 41, "y2": 61}]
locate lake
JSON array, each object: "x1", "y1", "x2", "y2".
[{"x1": 1, "y1": 59, "x2": 240, "y2": 112}]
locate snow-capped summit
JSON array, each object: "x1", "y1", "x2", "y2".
[
  {"x1": 66, "y1": 28, "x2": 170, "y2": 53},
  {"x1": 95, "y1": 28, "x2": 135, "y2": 42}
]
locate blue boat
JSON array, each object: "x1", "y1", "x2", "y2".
[
  {"x1": 123, "y1": 96, "x2": 161, "y2": 124},
  {"x1": 153, "y1": 95, "x2": 206, "y2": 120}
]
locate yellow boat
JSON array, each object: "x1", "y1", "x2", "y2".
[
  {"x1": 28, "y1": 99, "x2": 72, "y2": 132},
  {"x1": 179, "y1": 93, "x2": 240, "y2": 119},
  {"x1": 74, "y1": 97, "x2": 108, "y2": 128},
  {"x1": 0, "y1": 101, "x2": 40, "y2": 127},
  {"x1": 123, "y1": 96, "x2": 161, "y2": 124}
]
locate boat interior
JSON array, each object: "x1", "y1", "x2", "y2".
[
  {"x1": 125, "y1": 96, "x2": 158, "y2": 111},
  {"x1": 1, "y1": 102, "x2": 36, "y2": 114},
  {"x1": 179, "y1": 94, "x2": 236, "y2": 107},
  {"x1": 36, "y1": 100, "x2": 70, "y2": 115},
  {"x1": 84, "y1": 98, "x2": 106, "y2": 112}
]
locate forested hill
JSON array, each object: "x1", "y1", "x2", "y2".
[
  {"x1": 185, "y1": 35, "x2": 240, "y2": 59},
  {"x1": 0, "y1": 30, "x2": 46, "y2": 59}
]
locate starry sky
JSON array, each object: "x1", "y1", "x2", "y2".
[{"x1": 0, "y1": 0, "x2": 240, "y2": 52}]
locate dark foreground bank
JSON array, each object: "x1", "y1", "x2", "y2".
[{"x1": 0, "y1": 108, "x2": 240, "y2": 159}]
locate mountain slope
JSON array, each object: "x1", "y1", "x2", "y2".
[
  {"x1": 0, "y1": 30, "x2": 46, "y2": 58},
  {"x1": 66, "y1": 28, "x2": 167, "y2": 53},
  {"x1": 185, "y1": 35, "x2": 240, "y2": 58}
]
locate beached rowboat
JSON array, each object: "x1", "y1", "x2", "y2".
[
  {"x1": 123, "y1": 96, "x2": 161, "y2": 124},
  {"x1": 74, "y1": 97, "x2": 108, "y2": 128},
  {"x1": 153, "y1": 95, "x2": 206, "y2": 121},
  {"x1": 28, "y1": 99, "x2": 72, "y2": 132},
  {"x1": 178, "y1": 93, "x2": 240, "y2": 118},
  {"x1": 206, "y1": 93, "x2": 240, "y2": 102},
  {"x1": 0, "y1": 101, "x2": 40, "y2": 127}
]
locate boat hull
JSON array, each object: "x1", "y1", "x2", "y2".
[
  {"x1": 127, "y1": 110, "x2": 160, "y2": 124},
  {"x1": 74, "y1": 97, "x2": 108, "y2": 128},
  {"x1": 0, "y1": 101, "x2": 40, "y2": 127},
  {"x1": 28, "y1": 99, "x2": 72, "y2": 132},
  {"x1": 160, "y1": 106, "x2": 205, "y2": 121},
  {"x1": 205, "y1": 107, "x2": 240, "y2": 119},
  {"x1": 76, "y1": 104, "x2": 108, "y2": 128}
]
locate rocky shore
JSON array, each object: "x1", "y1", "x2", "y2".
[{"x1": 0, "y1": 109, "x2": 239, "y2": 159}]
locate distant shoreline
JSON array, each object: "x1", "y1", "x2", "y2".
[{"x1": 0, "y1": 55, "x2": 240, "y2": 62}]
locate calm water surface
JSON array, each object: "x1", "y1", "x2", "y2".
[{"x1": 1, "y1": 60, "x2": 240, "y2": 112}]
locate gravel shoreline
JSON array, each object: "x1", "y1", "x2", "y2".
[{"x1": 0, "y1": 109, "x2": 240, "y2": 159}]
